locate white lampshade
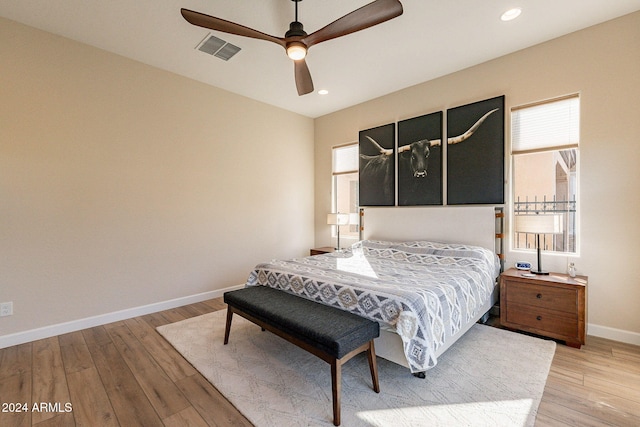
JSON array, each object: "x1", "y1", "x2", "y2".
[
  {"x1": 515, "y1": 214, "x2": 563, "y2": 234},
  {"x1": 327, "y1": 213, "x2": 349, "y2": 226}
]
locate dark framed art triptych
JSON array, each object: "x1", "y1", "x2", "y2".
[{"x1": 358, "y1": 95, "x2": 505, "y2": 206}]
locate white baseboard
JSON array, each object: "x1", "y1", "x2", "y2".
[
  {"x1": 588, "y1": 323, "x2": 640, "y2": 346},
  {"x1": 3, "y1": 290, "x2": 638, "y2": 350},
  {"x1": 0, "y1": 284, "x2": 244, "y2": 350}
]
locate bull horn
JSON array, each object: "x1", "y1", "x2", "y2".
[
  {"x1": 398, "y1": 138, "x2": 431, "y2": 152},
  {"x1": 448, "y1": 108, "x2": 499, "y2": 145},
  {"x1": 370, "y1": 108, "x2": 498, "y2": 154},
  {"x1": 364, "y1": 136, "x2": 393, "y2": 156}
]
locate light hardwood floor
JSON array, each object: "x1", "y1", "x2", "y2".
[{"x1": 1, "y1": 298, "x2": 638, "y2": 426}]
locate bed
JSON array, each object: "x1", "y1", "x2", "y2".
[{"x1": 245, "y1": 237, "x2": 501, "y2": 374}]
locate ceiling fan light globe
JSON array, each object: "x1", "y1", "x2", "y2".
[{"x1": 286, "y1": 43, "x2": 307, "y2": 60}]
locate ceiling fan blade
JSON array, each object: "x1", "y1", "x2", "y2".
[
  {"x1": 294, "y1": 59, "x2": 314, "y2": 96},
  {"x1": 303, "y1": 0, "x2": 403, "y2": 48},
  {"x1": 181, "y1": 9, "x2": 286, "y2": 48}
]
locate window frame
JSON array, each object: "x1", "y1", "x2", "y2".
[
  {"x1": 510, "y1": 94, "x2": 581, "y2": 256},
  {"x1": 331, "y1": 142, "x2": 359, "y2": 240}
]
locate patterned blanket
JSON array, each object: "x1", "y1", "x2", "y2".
[{"x1": 246, "y1": 240, "x2": 501, "y2": 373}]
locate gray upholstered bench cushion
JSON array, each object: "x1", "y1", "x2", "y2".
[{"x1": 224, "y1": 285, "x2": 379, "y2": 359}]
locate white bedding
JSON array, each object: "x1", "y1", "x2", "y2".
[{"x1": 246, "y1": 240, "x2": 501, "y2": 373}]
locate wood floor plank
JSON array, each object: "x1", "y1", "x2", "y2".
[
  {"x1": 0, "y1": 372, "x2": 31, "y2": 427},
  {"x1": 86, "y1": 341, "x2": 163, "y2": 426},
  {"x1": 584, "y1": 374, "x2": 640, "y2": 404},
  {"x1": 80, "y1": 325, "x2": 112, "y2": 348},
  {"x1": 65, "y1": 367, "x2": 118, "y2": 427},
  {"x1": 104, "y1": 323, "x2": 190, "y2": 418},
  {"x1": 554, "y1": 353, "x2": 640, "y2": 388},
  {"x1": 535, "y1": 412, "x2": 573, "y2": 426},
  {"x1": 162, "y1": 406, "x2": 210, "y2": 427},
  {"x1": 548, "y1": 363, "x2": 584, "y2": 386},
  {"x1": 0, "y1": 343, "x2": 32, "y2": 381},
  {"x1": 31, "y1": 412, "x2": 75, "y2": 427},
  {"x1": 0, "y1": 344, "x2": 33, "y2": 427},
  {"x1": 31, "y1": 338, "x2": 72, "y2": 425},
  {"x1": 613, "y1": 346, "x2": 640, "y2": 364},
  {"x1": 544, "y1": 376, "x2": 640, "y2": 426},
  {"x1": 123, "y1": 317, "x2": 197, "y2": 382},
  {"x1": 58, "y1": 331, "x2": 93, "y2": 374}
]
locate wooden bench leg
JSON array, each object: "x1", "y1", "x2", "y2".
[
  {"x1": 367, "y1": 340, "x2": 380, "y2": 393},
  {"x1": 330, "y1": 340, "x2": 379, "y2": 426},
  {"x1": 223, "y1": 308, "x2": 233, "y2": 345},
  {"x1": 331, "y1": 359, "x2": 341, "y2": 426}
]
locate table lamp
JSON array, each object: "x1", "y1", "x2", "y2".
[
  {"x1": 327, "y1": 213, "x2": 350, "y2": 251},
  {"x1": 515, "y1": 213, "x2": 563, "y2": 275}
]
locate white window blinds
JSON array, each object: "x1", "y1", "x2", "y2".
[
  {"x1": 511, "y1": 95, "x2": 580, "y2": 154},
  {"x1": 332, "y1": 144, "x2": 358, "y2": 174}
]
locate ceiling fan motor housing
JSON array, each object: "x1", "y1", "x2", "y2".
[{"x1": 285, "y1": 21, "x2": 306, "y2": 38}]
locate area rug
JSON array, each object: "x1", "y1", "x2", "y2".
[{"x1": 157, "y1": 310, "x2": 555, "y2": 426}]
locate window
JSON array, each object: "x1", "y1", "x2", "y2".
[
  {"x1": 511, "y1": 95, "x2": 580, "y2": 254},
  {"x1": 332, "y1": 143, "x2": 359, "y2": 239}
]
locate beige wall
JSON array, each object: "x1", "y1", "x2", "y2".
[
  {"x1": 0, "y1": 18, "x2": 314, "y2": 339},
  {"x1": 314, "y1": 12, "x2": 640, "y2": 341}
]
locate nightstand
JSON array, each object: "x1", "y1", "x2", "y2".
[
  {"x1": 500, "y1": 268, "x2": 587, "y2": 348},
  {"x1": 310, "y1": 247, "x2": 335, "y2": 256}
]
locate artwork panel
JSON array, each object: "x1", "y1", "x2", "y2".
[
  {"x1": 398, "y1": 111, "x2": 443, "y2": 206},
  {"x1": 359, "y1": 123, "x2": 396, "y2": 206},
  {"x1": 447, "y1": 96, "x2": 505, "y2": 205}
]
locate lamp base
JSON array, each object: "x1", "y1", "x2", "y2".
[{"x1": 531, "y1": 270, "x2": 549, "y2": 275}]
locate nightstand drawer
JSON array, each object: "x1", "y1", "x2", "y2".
[
  {"x1": 505, "y1": 281, "x2": 577, "y2": 314},
  {"x1": 506, "y1": 302, "x2": 579, "y2": 337}
]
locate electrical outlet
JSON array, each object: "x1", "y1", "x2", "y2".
[{"x1": 0, "y1": 302, "x2": 13, "y2": 317}]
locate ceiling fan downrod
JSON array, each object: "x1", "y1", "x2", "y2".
[{"x1": 294, "y1": 0, "x2": 301, "y2": 22}]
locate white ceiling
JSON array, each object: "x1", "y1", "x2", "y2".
[{"x1": 2, "y1": 1, "x2": 639, "y2": 118}]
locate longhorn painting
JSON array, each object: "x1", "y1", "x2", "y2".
[
  {"x1": 359, "y1": 123, "x2": 395, "y2": 206},
  {"x1": 398, "y1": 111, "x2": 443, "y2": 205},
  {"x1": 447, "y1": 96, "x2": 505, "y2": 205}
]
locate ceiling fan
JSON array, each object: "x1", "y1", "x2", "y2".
[{"x1": 181, "y1": 0, "x2": 404, "y2": 96}]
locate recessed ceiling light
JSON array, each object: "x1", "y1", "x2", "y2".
[
  {"x1": 318, "y1": 89, "x2": 329, "y2": 95},
  {"x1": 501, "y1": 8, "x2": 522, "y2": 21}
]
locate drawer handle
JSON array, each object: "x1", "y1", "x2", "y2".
[
  {"x1": 536, "y1": 293, "x2": 542, "y2": 299},
  {"x1": 536, "y1": 316, "x2": 542, "y2": 321}
]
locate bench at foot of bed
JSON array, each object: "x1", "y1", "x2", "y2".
[{"x1": 224, "y1": 285, "x2": 380, "y2": 426}]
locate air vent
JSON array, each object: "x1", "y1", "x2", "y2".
[{"x1": 197, "y1": 34, "x2": 241, "y2": 61}]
